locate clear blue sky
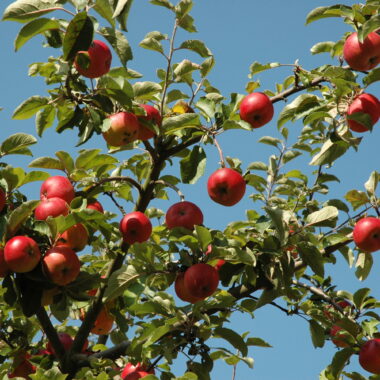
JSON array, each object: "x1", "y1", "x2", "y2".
[{"x1": 2, "y1": 0, "x2": 380, "y2": 379}]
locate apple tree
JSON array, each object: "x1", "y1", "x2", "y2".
[{"x1": 1, "y1": 0, "x2": 380, "y2": 379}]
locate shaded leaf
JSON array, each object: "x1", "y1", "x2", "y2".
[{"x1": 180, "y1": 146, "x2": 206, "y2": 184}]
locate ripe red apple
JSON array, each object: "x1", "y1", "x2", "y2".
[
  {"x1": 91, "y1": 306, "x2": 115, "y2": 335},
  {"x1": 102, "y1": 112, "x2": 139, "y2": 146},
  {"x1": 137, "y1": 104, "x2": 161, "y2": 141},
  {"x1": 8, "y1": 353, "x2": 36, "y2": 379},
  {"x1": 74, "y1": 39, "x2": 112, "y2": 78},
  {"x1": 4, "y1": 236, "x2": 41, "y2": 273},
  {"x1": 359, "y1": 339, "x2": 380, "y2": 374},
  {"x1": 121, "y1": 362, "x2": 155, "y2": 380},
  {"x1": 165, "y1": 201, "x2": 204, "y2": 230},
  {"x1": 87, "y1": 200, "x2": 104, "y2": 213},
  {"x1": 347, "y1": 93, "x2": 380, "y2": 132},
  {"x1": 330, "y1": 325, "x2": 350, "y2": 348},
  {"x1": 239, "y1": 92, "x2": 274, "y2": 128},
  {"x1": 0, "y1": 248, "x2": 10, "y2": 277},
  {"x1": 353, "y1": 217, "x2": 380, "y2": 252},
  {"x1": 40, "y1": 175, "x2": 75, "y2": 204},
  {"x1": 174, "y1": 272, "x2": 203, "y2": 304},
  {"x1": 43, "y1": 246, "x2": 81, "y2": 286},
  {"x1": 184, "y1": 263, "x2": 219, "y2": 299},
  {"x1": 343, "y1": 31, "x2": 380, "y2": 71},
  {"x1": 207, "y1": 168, "x2": 246, "y2": 206},
  {"x1": 56, "y1": 223, "x2": 89, "y2": 252},
  {"x1": 0, "y1": 187, "x2": 6, "y2": 212},
  {"x1": 34, "y1": 197, "x2": 70, "y2": 220},
  {"x1": 119, "y1": 211, "x2": 152, "y2": 244}
]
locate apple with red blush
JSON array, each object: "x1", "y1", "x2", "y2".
[
  {"x1": 40, "y1": 175, "x2": 75, "y2": 204},
  {"x1": 137, "y1": 104, "x2": 161, "y2": 141},
  {"x1": 239, "y1": 92, "x2": 274, "y2": 128},
  {"x1": 184, "y1": 263, "x2": 219, "y2": 299},
  {"x1": 165, "y1": 201, "x2": 203, "y2": 230},
  {"x1": 353, "y1": 217, "x2": 380, "y2": 252},
  {"x1": 119, "y1": 211, "x2": 152, "y2": 244},
  {"x1": 103, "y1": 112, "x2": 139, "y2": 146},
  {"x1": 347, "y1": 93, "x2": 380, "y2": 132}
]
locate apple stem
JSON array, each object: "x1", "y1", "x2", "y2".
[
  {"x1": 154, "y1": 180, "x2": 185, "y2": 201},
  {"x1": 212, "y1": 135, "x2": 226, "y2": 168}
]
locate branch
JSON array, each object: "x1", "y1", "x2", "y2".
[{"x1": 84, "y1": 176, "x2": 143, "y2": 196}]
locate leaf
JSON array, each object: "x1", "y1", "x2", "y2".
[
  {"x1": 298, "y1": 242, "x2": 325, "y2": 277},
  {"x1": 353, "y1": 288, "x2": 371, "y2": 309},
  {"x1": 246, "y1": 337, "x2": 272, "y2": 347},
  {"x1": 0, "y1": 133, "x2": 37, "y2": 156},
  {"x1": 365, "y1": 171, "x2": 379, "y2": 196},
  {"x1": 358, "y1": 15, "x2": 380, "y2": 42},
  {"x1": 179, "y1": 39, "x2": 212, "y2": 57},
  {"x1": 7, "y1": 200, "x2": 39, "y2": 237},
  {"x1": 309, "y1": 139, "x2": 349, "y2": 166},
  {"x1": 177, "y1": 13, "x2": 197, "y2": 33},
  {"x1": 21, "y1": 170, "x2": 50, "y2": 185},
  {"x1": 309, "y1": 320, "x2": 325, "y2": 348},
  {"x1": 329, "y1": 348, "x2": 354, "y2": 377},
  {"x1": 93, "y1": 0, "x2": 115, "y2": 28},
  {"x1": 248, "y1": 61, "x2": 280, "y2": 77},
  {"x1": 194, "y1": 225, "x2": 212, "y2": 251},
  {"x1": 310, "y1": 41, "x2": 335, "y2": 55},
  {"x1": 62, "y1": 12, "x2": 94, "y2": 61},
  {"x1": 254, "y1": 289, "x2": 280, "y2": 310},
  {"x1": 258, "y1": 136, "x2": 282, "y2": 148},
  {"x1": 113, "y1": 0, "x2": 134, "y2": 32},
  {"x1": 265, "y1": 207, "x2": 285, "y2": 243},
  {"x1": 306, "y1": 206, "x2": 338, "y2": 227},
  {"x1": 36, "y1": 105, "x2": 55, "y2": 136},
  {"x1": 29, "y1": 156, "x2": 65, "y2": 170},
  {"x1": 12, "y1": 96, "x2": 49, "y2": 119},
  {"x1": 214, "y1": 327, "x2": 248, "y2": 356},
  {"x1": 355, "y1": 251, "x2": 373, "y2": 281},
  {"x1": 305, "y1": 5, "x2": 353, "y2": 24},
  {"x1": 163, "y1": 113, "x2": 201, "y2": 134},
  {"x1": 2, "y1": 0, "x2": 58, "y2": 22},
  {"x1": 101, "y1": 27, "x2": 132, "y2": 66},
  {"x1": 143, "y1": 323, "x2": 173, "y2": 347},
  {"x1": 56, "y1": 151, "x2": 74, "y2": 174},
  {"x1": 344, "y1": 190, "x2": 369, "y2": 210},
  {"x1": 133, "y1": 81, "x2": 162, "y2": 99},
  {"x1": 150, "y1": 0, "x2": 174, "y2": 10},
  {"x1": 363, "y1": 68, "x2": 380, "y2": 86},
  {"x1": 180, "y1": 146, "x2": 206, "y2": 184}
]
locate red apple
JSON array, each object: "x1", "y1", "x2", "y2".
[
  {"x1": 91, "y1": 306, "x2": 115, "y2": 335},
  {"x1": 353, "y1": 217, "x2": 380, "y2": 252},
  {"x1": 87, "y1": 200, "x2": 104, "y2": 213},
  {"x1": 330, "y1": 325, "x2": 350, "y2": 348},
  {"x1": 239, "y1": 92, "x2": 274, "y2": 128},
  {"x1": 184, "y1": 263, "x2": 219, "y2": 299},
  {"x1": 343, "y1": 31, "x2": 380, "y2": 71},
  {"x1": 4, "y1": 236, "x2": 41, "y2": 273},
  {"x1": 121, "y1": 363, "x2": 155, "y2": 380},
  {"x1": 43, "y1": 246, "x2": 81, "y2": 286},
  {"x1": 165, "y1": 201, "x2": 203, "y2": 230},
  {"x1": 359, "y1": 338, "x2": 380, "y2": 374},
  {"x1": 34, "y1": 197, "x2": 70, "y2": 220},
  {"x1": 102, "y1": 112, "x2": 139, "y2": 146},
  {"x1": 40, "y1": 175, "x2": 75, "y2": 204},
  {"x1": 0, "y1": 248, "x2": 10, "y2": 277},
  {"x1": 174, "y1": 272, "x2": 203, "y2": 304},
  {"x1": 8, "y1": 353, "x2": 36, "y2": 380},
  {"x1": 137, "y1": 104, "x2": 161, "y2": 141},
  {"x1": 347, "y1": 93, "x2": 380, "y2": 132},
  {"x1": 56, "y1": 223, "x2": 89, "y2": 252},
  {"x1": 207, "y1": 168, "x2": 246, "y2": 206},
  {"x1": 119, "y1": 211, "x2": 152, "y2": 244},
  {"x1": 0, "y1": 187, "x2": 6, "y2": 212},
  {"x1": 74, "y1": 39, "x2": 112, "y2": 78}
]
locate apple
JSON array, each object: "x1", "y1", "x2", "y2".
[
  {"x1": 343, "y1": 31, "x2": 380, "y2": 71},
  {"x1": 359, "y1": 338, "x2": 380, "y2": 374},
  {"x1": 102, "y1": 112, "x2": 139, "y2": 146},
  {"x1": 329, "y1": 325, "x2": 350, "y2": 348},
  {"x1": 174, "y1": 272, "x2": 203, "y2": 304},
  {"x1": 4, "y1": 236, "x2": 41, "y2": 273},
  {"x1": 165, "y1": 201, "x2": 203, "y2": 230},
  {"x1": 239, "y1": 92, "x2": 274, "y2": 128},
  {"x1": 40, "y1": 175, "x2": 75, "y2": 204},
  {"x1": 347, "y1": 93, "x2": 380, "y2": 132},
  {"x1": 184, "y1": 263, "x2": 219, "y2": 299},
  {"x1": 34, "y1": 197, "x2": 70, "y2": 220},
  {"x1": 0, "y1": 248, "x2": 10, "y2": 277},
  {"x1": 0, "y1": 187, "x2": 6, "y2": 212},
  {"x1": 87, "y1": 200, "x2": 104, "y2": 213},
  {"x1": 46, "y1": 332, "x2": 88, "y2": 356},
  {"x1": 91, "y1": 306, "x2": 114, "y2": 335},
  {"x1": 353, "y1": 217, "x2": 380, "y2": 252},
  {"x1": 119, "y1": 211, "x2": 152, "y2": 244},
  {"x1": 74, "y1": 39, "x2": 112, "y2": 78},
  {"x1": 8, "y1": 353, "x2": 36, "y2": 379},
  {"x1": 56, "y1": 223, "x2": 89, "y2": 252},
  {"x1": 207, "y1": 168, "x2": 246, "y2": 206},
  {"x1": 121, "y1": 362, "x2": 155, "y2": 380},
  {"x1": 137, "y1": 104, "x2": 162, "y2": 141},
  {"x1": 43, "y1": 246, "x2": 81, "y2": 286}
]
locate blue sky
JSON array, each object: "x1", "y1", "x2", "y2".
[{"x1": 3, "y1": 0, "x2": 380, "y2": 379}]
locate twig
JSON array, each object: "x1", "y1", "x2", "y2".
[{"x1": 154, "y1": 180, "x2": 185, "y2": 201}]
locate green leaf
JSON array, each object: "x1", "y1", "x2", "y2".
[
  {"x1": 298, "y1": 242, "x2": 325, "y2": 277},
  {"x1": 214, "y1": 327, "x2": 248, "y2": 356},
  {"x1": 12, "y1": 96, "x2": 49, "y2": 119},
  {"x1": 101, "y1": 27, "x2": 133, "y2": 66},
  {"x1": 194, "y1": 225, "x2": 211, "y2": 251},
  {"x1": 309, "y1": 139, "x2": 349, "y2": 166},
  {"x1": 347, "y1": 112, "x2": 374, "y2": 131},
  {"x1": 265, "y1": 206, "x2": 285, "y2": 243},
  {"x1": 143, "y1": 323, "x2": 173, "y2": 347},
  {"x1": 309, "y1": 320, "x2": 325, "y2": 348},
  {"x1": 150, "y1": 0, "x2": 174, "y2": 10},
  {"x1": 310, "y1": 41, "x2": 335, "y2": 55},
  {"x1": 56, "y1": 151, "x2": 74, "y2": 174},
  {"x1": 2, "y1": 0, "x2": 58, "y2": 22},
  {"x1": 0, "y1": 166, "x2": 26, "y2": 191},
  {"x1": 113, "y1": 0, "x2": 134, "y2": 32},
  {"x1": 246, "y1": 337, "x2": 272, "y2": 347},
  {"x1": 200, "y1": 56, "x2": 215, "y2": 77},
  {"x1": 98, "y1": 75, "x2": 134, "y2": 107},
  {"x1": 36, "y1": 105, "x2": 55, "y2": 137},
  {"x1": 344, "y1": 190, "x2": 369, "y2": 210},
  {"x1": 258, "y1": 136, "x2": 282, "y2": 148},
  {"x1": 29, "y1": 156, "x2": 65, "y2": 170},
  {"x1": 248, "y1": 61, "x2": 280, "y2": 77},
  {"x1": 94, "y1": 0, "x2": 115, "y2": 27},
  {"x1": 139, "y1": 32, "x2": 166, "y2": 54},
  {"x1": 306, "y1": 206, "x2": 338, "y2": 227},
  {"x1": 180, "y1": 146, "x2": 206, "y2": 184},
  {"x1": 177, "y1": 13, "x2": 197, "y2": 33},
  {"x1": 75, "y1": 149, "x2": 102, "y2": 169},
  {"x1": 363, "y1": 67, "x2": 380, "y2": 86},
  {"x1": 133, "y1": 81, "x2": 162, "y2": 99},
  {"x1": 21, "y1": 170, "x2": 50, "y2": 185},
  {"x1": 179, "y1": 39, "x2": 212, "y2": 57},
  {"x1": 355, "y1": 251, "x2": 373, "y2": 281},
  {"x1": 254, "y1": 289, "x2": 280, "y2": 310},
  {"x1": 163, "y1": 113, "x2": 201, "y2": 134},
  {"x1": 7, "y1": 200, "x2": 39, "y2": 237},
  {"x1": 305, "y1": 5, "x2": 353, "y2": 24},
  {"x1": 358, "y1": 15, "x2": 380, "y2": 42},
  {"x1": 353, "y1": 287, "x2": 371, "y2": 309},
  {"x1": 365, "y1": 171, "x2": 379, "y2": 196},
  {"x1": 62, "y1": 12, "x2": 94, "y2": 61},
  {"x1": 329, "y1": 348, "x2": 354, "y2": 377},
  {"x1": 0, "y1": 133, "x2": 37, "y2": 156}
]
